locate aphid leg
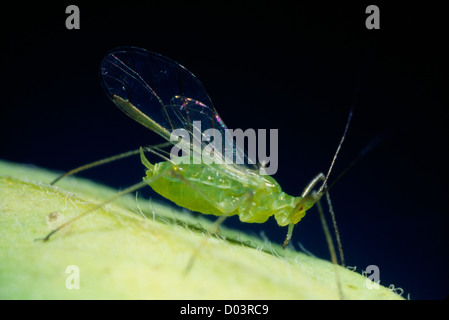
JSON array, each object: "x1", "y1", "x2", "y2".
[
  {"x1": 50, "y1": 149, "x2": 140, "y2": 185},
  {"x1": 183, "y1": 215, "x2": 227, "y2": 275},
  {"x1": 168, "y1": 168, "x2": 253, "y2": 215},
  {"x1": 282, "y1": 172, "x2": 346, "y2": 299},
  {"x1": 142, "y1": 142, "x2": 174, "y2": 163},
  {"x1": 183, "y1": 190, "x2": 255, "y2": 275},
  {"x1": 50, "y1": 142, "x2": 172, "y2": 185},
  {"x1": 316, "y1": 196, "x2": 344, "y2": 299},
  {"x1": 35, "y1": 177, "x2": 161, "y2": 242},
  {"x1": 180, "y1": 189, "x2": 255, "y2": 275},
  {"x1": 284, "y1": 172, "x2": 345, "y2": 266},
  {"x1": 282, "y1": 173, "x2": 325, "y2": 249},
  {"x1": 323, "y1": 189, "x2": 345, "y2": 267},
  {"x1": 283, "y1": 224, "x2": 295, "y2": 248}
]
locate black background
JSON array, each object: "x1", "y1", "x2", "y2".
[{"x1": 0, "y1": 1, "x2": 447, "y2": 299}]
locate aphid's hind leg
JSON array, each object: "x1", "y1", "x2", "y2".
[
  {"x1": 183, "y1": 215, "x2": 227, "y2": 275},
  {"x1": 50, "y1": 142, "x2": 172, "y2": 185},
  {"x1": 167, "y1": 167, "x2": 255, "y2": 274},
  {"x1": 35, "y1": 175, "x2": 163, "y2": 242},
  {"x1": 316, "y1": 196, "x2": 344, "y2": 299},
  {"x1": 182, "y1": 190, "x2": 252, "y2": 275},
  {"x1": 50, "y1": 149, "x2": 141, "y2": 185},
  {"x1": 182, "y1": 190, "x2": 255, "y2": 275}
]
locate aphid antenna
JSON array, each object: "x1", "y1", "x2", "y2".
[
  {"x1": 314, "y1": 132, "x2": 386, "y2": 269},
  {"x1": 317, "y1": 47, "x2": 368, "y2": 196},
  {"x1": 284, "y1": 105, "x2": 355, "y2": 263},
  {"x1": 318, "y1": 132, "x2": 386, "y2": 196},
  {"x1": 317, "y1": 107, "x2": 354, "y2": 197},
  {"x1": 291, "y1": 106, "x2": 357, "y2": 299}
]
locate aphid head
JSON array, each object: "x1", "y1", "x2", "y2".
[
  {"x1": 282, "y1": 191, "x2": 323, "y2": 248},
  {"x1": 290, "y1": 192, "x2": 321, "y2": 224}
]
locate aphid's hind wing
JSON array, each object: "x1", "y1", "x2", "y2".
[{"x1": 100, "y1": 47, "x2": 214, "y2": 141}]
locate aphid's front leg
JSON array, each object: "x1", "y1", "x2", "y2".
[
  {"x1": 283, "y1": 173, "x2": 325, "y2": 248},
  {"x1": 301, "y1": 172, "x2": 344, "y2": 267},
  {"x1": 316, "y1": 198, "x2": 344, "y2": 299},
  {"x1": 287, "y1": 172, "x2": 345, "y2": 299}
]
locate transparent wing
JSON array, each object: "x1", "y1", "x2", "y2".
[{"x1": 100, "y1": 46, "x2": 256, "y2": 169}]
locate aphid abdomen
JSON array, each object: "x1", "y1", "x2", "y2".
[{"x1": 144, "y1": 161, "x2": 249, "y2": 217}]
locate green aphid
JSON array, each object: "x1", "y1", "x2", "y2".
[{"x1": 42, "y1": 46, "x2": 350, "y2": 258}]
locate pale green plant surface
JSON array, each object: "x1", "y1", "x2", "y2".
[{"x1": 0, "y1": 159, "x2": 404, "y2": 299}]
